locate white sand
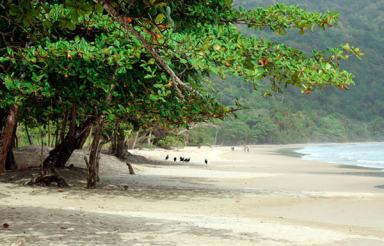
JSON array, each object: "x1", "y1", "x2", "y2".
[{"x1": 1, "y1": 145, "x2": 384, "y2": 245}]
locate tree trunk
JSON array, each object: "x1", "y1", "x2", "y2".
[
  {"x1": 110, "y1": 123, "x2": 118, "y2": 154},
  {"x1": 85, "y1": 83, "x2": 115, "y2": 188},
  {"x1": 47, "y1": 122, "x2": 51, "y2": 147},
  {"x1": 86, "y1": 116, "x2": 103, "y2": 189},
  {"x1": 5, "y1": 149, "x2": 16, "y2": 170},
  {"x1": 24, "y1": 122, "x2": 33, "y2": 145},
  {"x1": 6, "y1": 123, "x2": 18, "y2": 170},
  {"x1": 68, "y1": 104, "x2": 77, "y2": 137},
  {"x1": 0, "y1": 105, "x2": 19, "y2": 173},
  {"x1": 76, "y1": 126, "x2": 91, "y2": 149},
  {"x1": 54, "y1": 119, "x2": 59, "y2": 147},
  {"x1": 147, "y1": 130, "x2": 152, "y2": 145},
  {"x1": 131, "y1": 129, "x2": 140, "y2": 150},
  {"x1": 184, "y1": 132, "x2": 189, "y2": 146},
  {"x1": 0, "y1": 109, "x2": 6, "y2": 129},
  {"x1": 14, "y1": 125, "x2": 18, "y2": 148},
  {"x1": 115, "y1": 126, "x2": 127, "y2": 159},
  {"x1": 60, "y1": 111, "x2": 68, "y2": 144},
  {"x1": 43, "y1": 117, "x2": 95, "y2": 169},
  {"x1": 31, "y1": 114, "x2": 90, "y2": 186},
  {"x1": 96, "y1": 141, "x2": 102, "y2": 182}
]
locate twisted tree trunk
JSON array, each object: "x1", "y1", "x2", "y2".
[
  {"x1": 43, "y1": 117, "x2": 94, "y2": 169},
  {"x1": 85, "y1": 83, "x2": 115, "y2": 188},
  {"x1": 30, "y1": 116, "x2": 93, "y2": 187}
]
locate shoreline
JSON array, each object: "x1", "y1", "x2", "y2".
[
  {"x1": 275, "y1": 143, "x2": 384, "y2": 172},
  {"x1": 275, "y1": 147, "x2": 305, "y2": 158}
]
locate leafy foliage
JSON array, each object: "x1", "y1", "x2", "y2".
[
  {"x1": 0, "y1": 0, "x2": 363, "y2": 149},
  {"x1": 186, "y1": 0, "x2": 383, "y2": 145}
]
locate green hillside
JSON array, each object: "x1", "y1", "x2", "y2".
[{"x1": 189, "y1": 0, "x2": 384, "y2": 145}]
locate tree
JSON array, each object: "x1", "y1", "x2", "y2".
[{"x1": 0, "y1": 0, "x2": 361, "y2": 187}]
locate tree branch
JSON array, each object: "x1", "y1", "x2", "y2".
[{"x1": 97, "y1": 0, "x2": 202, "y2": 98}]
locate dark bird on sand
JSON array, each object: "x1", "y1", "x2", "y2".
[
  {"x1": 205, "y1": 158, "x2": 208, "y2": 165},
  {"x1": 174, "y1": 157, "x2": 177, "y2": 162},
  {"x1": 165, "y1": 155, "x2": 169, "y2": 160},
  {"x1": 180, "y1": 157, "x2": 184, "y2": 161},
  {"x1": 184, "y1": 158, "x2": 190, "y2": 162}
]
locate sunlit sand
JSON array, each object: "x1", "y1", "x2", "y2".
[{"x1": 1, "y1": 145, "x2": 384, "y2": 245}]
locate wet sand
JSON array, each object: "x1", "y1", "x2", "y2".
[{"x1": 1, "y1": 145, "x2": 384, "y2": 245}]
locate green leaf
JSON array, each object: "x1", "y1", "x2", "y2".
[{"x1": 155, "y1": 13, "x2": 166, "y2": 24}]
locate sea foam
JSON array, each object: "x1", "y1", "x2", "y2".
[{"x1": 296, "y1": 143, "x2": 384, "y2": 169}]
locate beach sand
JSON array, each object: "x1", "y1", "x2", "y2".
[{"x1": 1, "y1": 145, "x2": 384, "y2": 245}]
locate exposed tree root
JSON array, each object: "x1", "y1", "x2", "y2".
[
  {"x1": 126, "y1": 162, "x2": 135, "y2": 175},
  {"x1": 28, "y1": 168, "x2": 69, "y2": 188}
]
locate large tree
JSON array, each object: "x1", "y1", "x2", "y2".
[{"x1": 0, "y1": 0, "x2": 361, "y2": 187}]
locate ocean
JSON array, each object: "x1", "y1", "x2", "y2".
[{"x1": 296, "y1": 143, "x2": 384, "y2": 169}]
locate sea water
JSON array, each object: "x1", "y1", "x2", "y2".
[{"x1": 296, "y1": 143, "x2": 384, "y2": 169}]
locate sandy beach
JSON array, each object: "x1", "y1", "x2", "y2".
[{"x1": 1, "y1": 145, "x2": 384, "y2": 245}]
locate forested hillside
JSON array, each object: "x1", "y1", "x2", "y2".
[{"x1": 189, "y1": 0, "x2": 384, "y2": 145}]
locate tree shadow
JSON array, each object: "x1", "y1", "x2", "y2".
[
  {"x1": 0, "y1": 165, "x2": 248, "y2": 202},
  {"x1": 0, "y1": 206, "x2": 264, "y2": 245}
]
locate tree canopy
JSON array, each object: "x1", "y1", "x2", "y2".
[{"x1": 0, "y1": 0, "x2": 361, "y2": 187}]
